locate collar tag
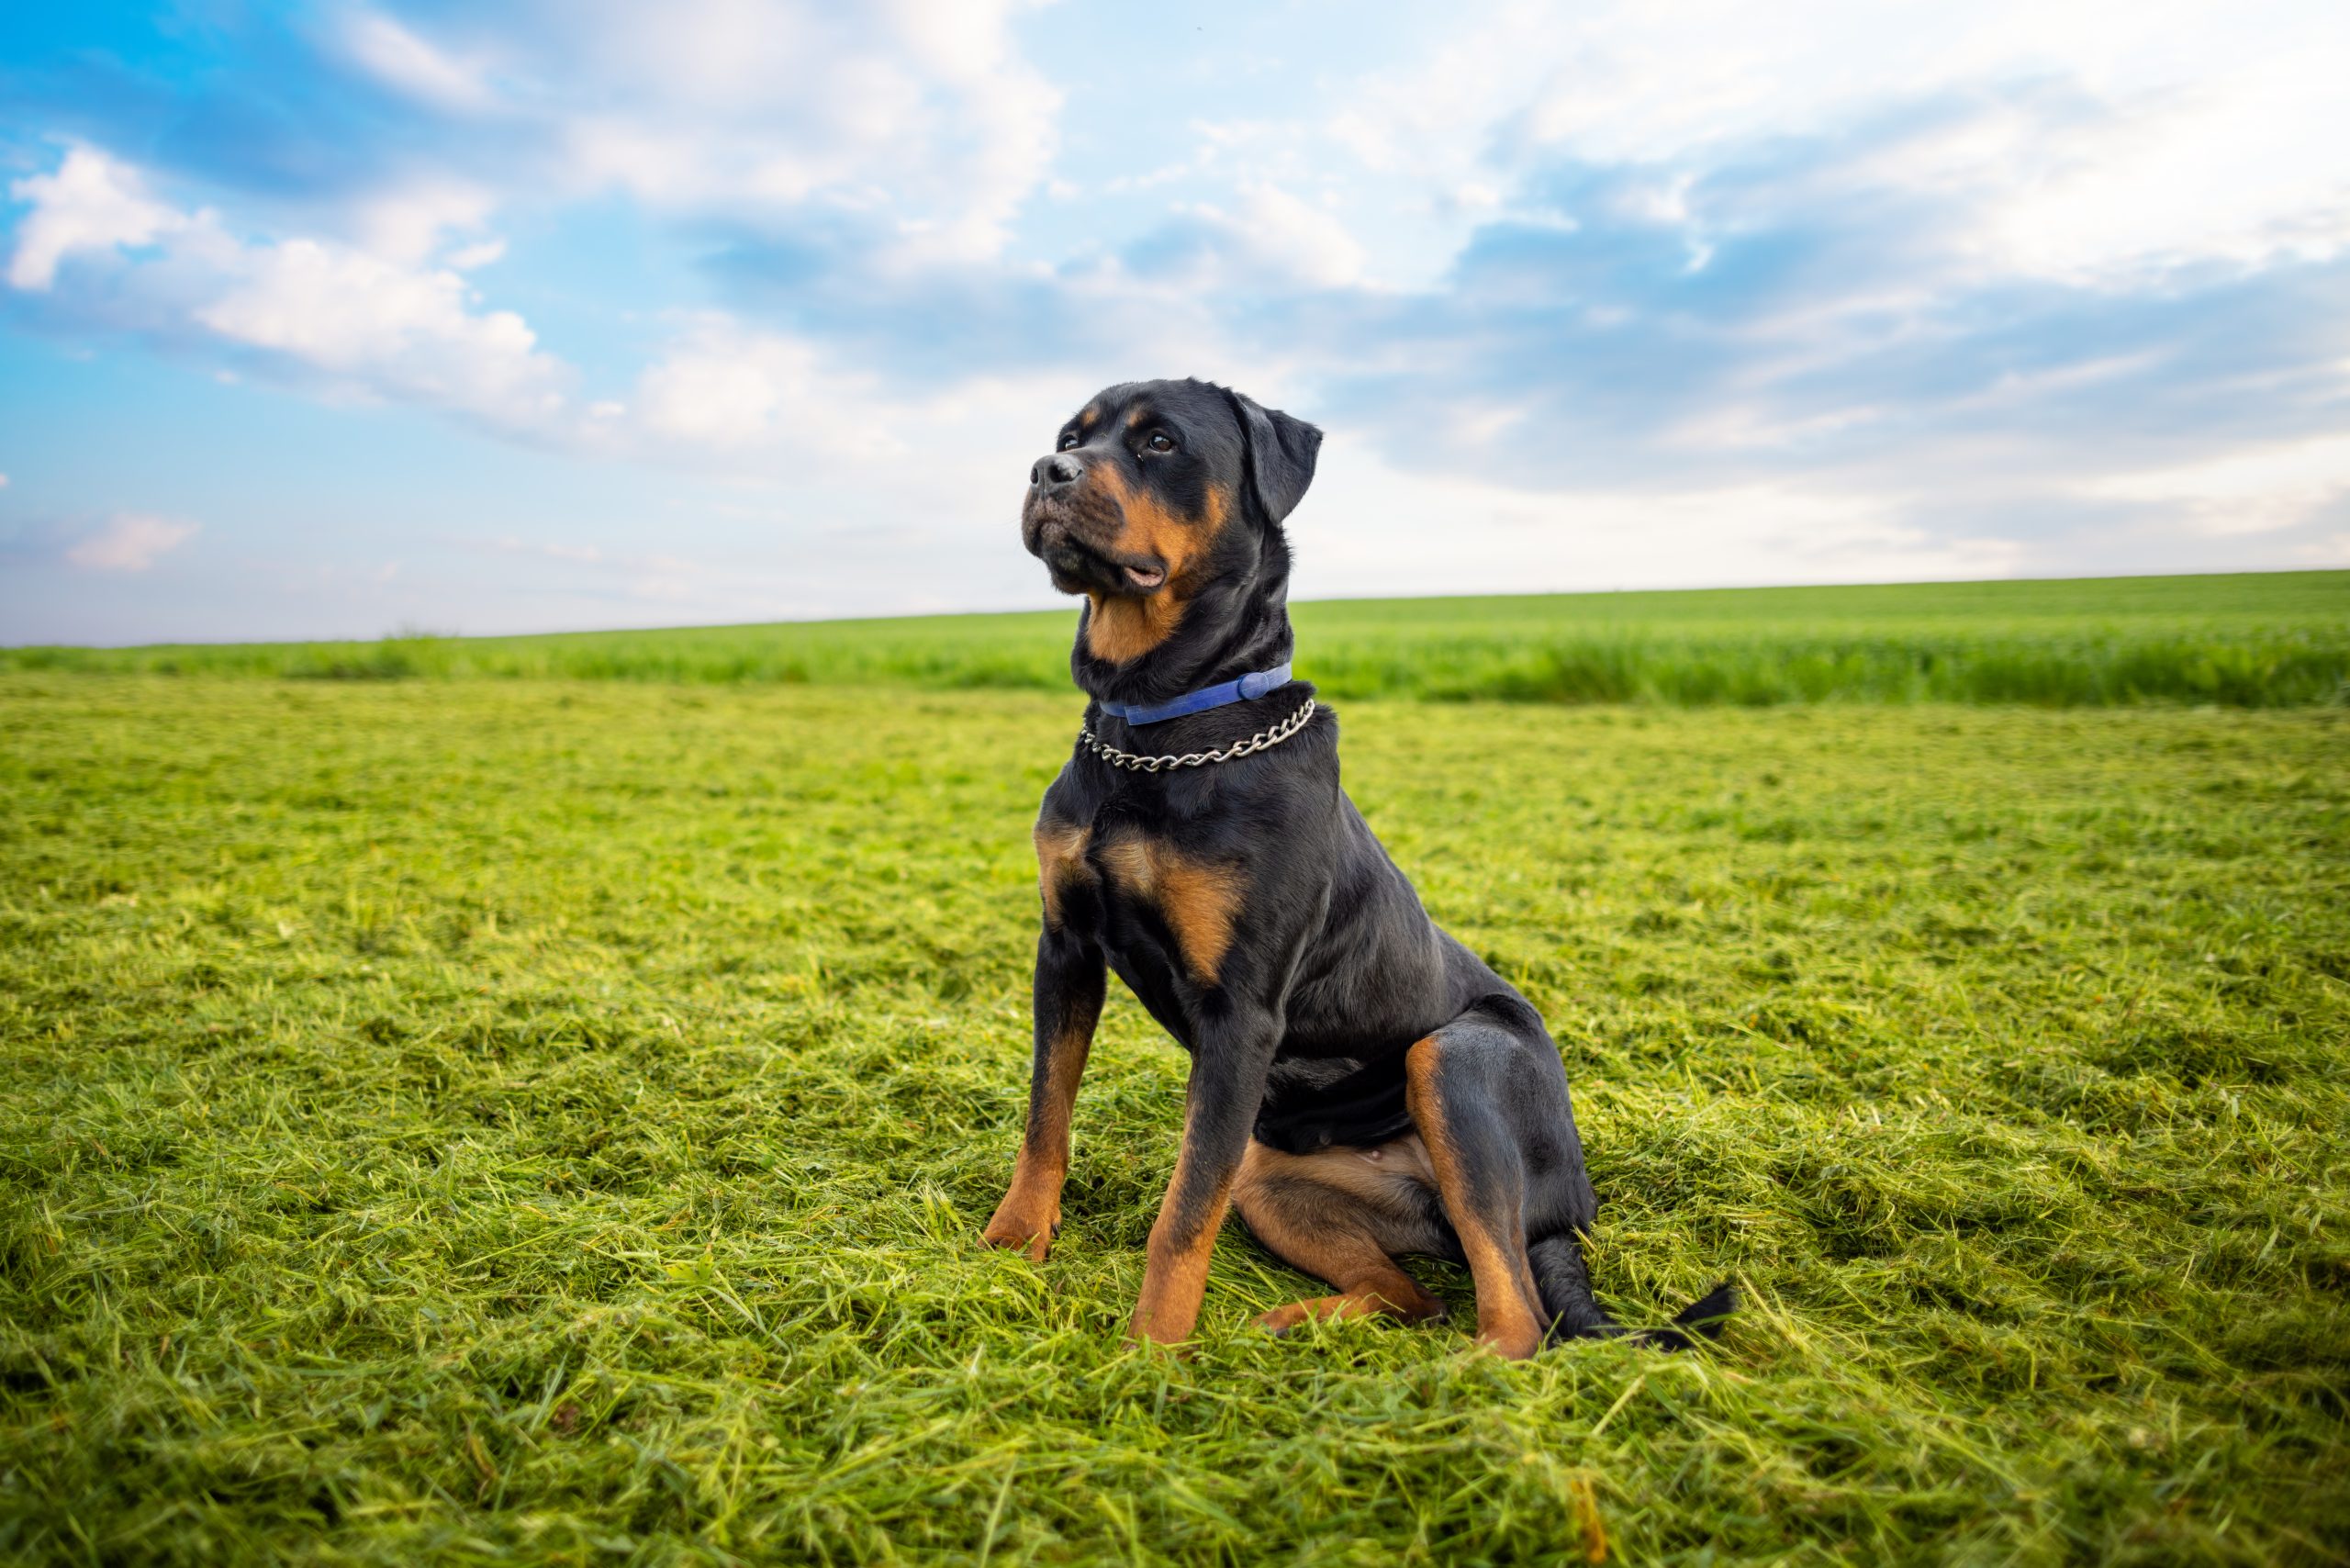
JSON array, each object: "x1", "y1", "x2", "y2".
[{"x1": 1098, "y1": 661, "x2": 1294, "y2": 726}]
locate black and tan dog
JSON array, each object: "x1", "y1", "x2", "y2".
[{"x1": 984, "y1": 378, "x2": 1732, "y2": 1356}]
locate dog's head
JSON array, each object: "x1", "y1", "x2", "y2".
[{"x1": 1021, "y1": 378, "x2": 1320, "y2": 668}]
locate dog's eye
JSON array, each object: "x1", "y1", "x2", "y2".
[
  {"x1": 1147, "y1": 431, "x2": 1176, "y2": 454},
  {"x1": 1058, "y1": 432, "x2": 1080, "y2": 451}
]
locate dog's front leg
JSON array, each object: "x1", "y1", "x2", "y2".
[
  {"x1": 1129, "y1": 1011, "x2": 1278, "y2": 1346},
  {"x1": 982, "y1": 922, "x2": 1106, "y2": 1260}
]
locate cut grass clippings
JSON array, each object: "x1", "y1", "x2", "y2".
[{"x1": 1, "y1": 677, "x2": 2346, "y2": 1563}]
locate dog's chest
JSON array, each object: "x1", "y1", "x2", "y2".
[{"x1": 1035, "y1": 816, "x2": 1243, "y2": 992}]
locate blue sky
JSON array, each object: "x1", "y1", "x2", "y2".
[{"x1": 3, "y1": 1, "x2": 2346, "y2": 644}]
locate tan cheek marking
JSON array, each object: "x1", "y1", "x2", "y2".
[
  {"x1": 1080, "y1": 476, "x2": 1233, "y2": 666},
  {"x1": 1034, "y1": 821, "x2": 1093, "y2": 928},
  {"x1": 1099, "y1": 468, "x2": 1226, "y2": 585},
  {"x1": 1099, "y1": 836, "x2": 1242, "y2": 986}
]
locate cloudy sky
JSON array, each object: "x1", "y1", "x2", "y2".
[{"x1": 3, "y1": 1, "x2": 2346, "y2": 644}]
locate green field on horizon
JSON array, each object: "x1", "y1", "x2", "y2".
[{"x1": 9, "y1": 569, "x2": 2348, "y2": 708}]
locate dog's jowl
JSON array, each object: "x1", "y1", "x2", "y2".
[{"x1": 986, "y1": 378, "x2": 1734, "y2": 1355}]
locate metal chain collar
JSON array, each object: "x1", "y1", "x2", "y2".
[{"x1": 1079, "y1": 698, "x2": 1318, "y2": 772}]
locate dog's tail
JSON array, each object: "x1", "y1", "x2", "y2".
[{"x1": 1528, "y1": 1231, "x2": 1736, "y2": 1350}]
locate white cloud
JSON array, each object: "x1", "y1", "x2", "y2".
[
  {"x1": 196, "y1": 238, "x2": 566, "y2": 425},
  {"x1": 66, "y1": 513, "x2": 199, "y2": 572},
  {"x1": 445, "y1": 238, "x2": 506, "y2": 271},
  {"x1": 1114, "y1": 183, "x2": 1372, "y2": 298},
  {"x1": 6, "y1": 146, "x2": 187, "y2": 290},
  {"x1": 1984, "y1": 57, "x2": 2350, "y2": 279},
  {"x1": 1293, "y1": 435, "x2": 2030, "y2": 599},
  {"x1": 0, "y1": 143, "x2": 1072, "y2": 464},
  {"x1": 6, "y1": 146, "x2": 573, "y2": 434},
  {"x1": 348, "y1": 178, "x2": 498, "y2": 264},
  {"x1": 634, "y1": 335, "x2": 817, "y2": 451},
  {"x1": 1318, "y1": 0, "x2": 2350, "y2": 286},
  {"x1": 627, "y1": 317, "x2": 1068, "y2": 495},
  {"x1": 359, "y1": 1, "x2": 1061, "y2": 263},
  {"x1": 2076, "y1": 434, "x2": 2350, "y2": 537},
  {"x1": 1229, "y1": 185, "x2": 1367, "y2": 290},
  {"x1": 337, "y1": 9, "x2": 496, "y2": 112}
]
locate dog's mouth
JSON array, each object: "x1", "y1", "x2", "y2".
[
  {"x1": 1027, "y1": 509, "x2": 1169, "y2": 596},
  {"x1": 1064, "y1": 540, "x2": 1167, "y2": 595}
]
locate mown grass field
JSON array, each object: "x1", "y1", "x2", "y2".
[
  {"x1": 8, "y1": 571, "x2": 2347, "y2": 708},
  {"x1": 4, "y1": 647, "x2": 2347, "y2": 1562}
]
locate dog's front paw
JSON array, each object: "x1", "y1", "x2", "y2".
[{"x1": 980, "y1": 1212, "x2": 1057, "y2": 1261}]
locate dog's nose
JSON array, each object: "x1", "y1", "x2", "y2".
[{"x1": 1030, "y1": 452, "x2": 1082, "y2": 491}]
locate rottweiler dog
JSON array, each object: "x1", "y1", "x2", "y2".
[{"x1": 984, "y1": 377, "x2": 1733, "y2": 1356}]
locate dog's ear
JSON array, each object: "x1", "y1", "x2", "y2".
[{"x1": 1226, "y1": 389, "x2": 1322, "y2": 526}]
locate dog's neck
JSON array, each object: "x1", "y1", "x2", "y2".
[{"x1": 1069, "y1": 553, "x2": 1295, "y2": 711}]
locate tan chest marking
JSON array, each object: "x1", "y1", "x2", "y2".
[
  {"x1": 1097, "y1": 834, "x2": 1243, "y2": 986},
  {"x1": 1085, "y1": 589, "x2": 1187, "y2": 666},
  {"x1": 1034, "y1": 820, "x2": 1093, "y2": 928}
]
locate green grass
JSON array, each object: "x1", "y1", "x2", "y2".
[
  {"x1": 7, "y1": 571, "x2": 2347, "y2": 707},
  {"x1": 3, "y1": 675, "x2": 2346, "y2": 1564}
]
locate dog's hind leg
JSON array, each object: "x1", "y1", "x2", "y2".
[
  {"x1": 1410, "y1": 996, "x2": 1735, "y2": 1353},
  {"x1": 1233, "y1": 1137, "x2": 1451, "y2": 1334},
  {"x1": 1404, "y1": 1009, "x2": 1561, "y2": 1360}
]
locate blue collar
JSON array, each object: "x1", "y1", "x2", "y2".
[{"x1": 1097, "y1": 662, "x2": 1294, "y2": 726}]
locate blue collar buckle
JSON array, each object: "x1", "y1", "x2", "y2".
[{"x1": 1097, "y1": 661, "x2": 1294, "y2": 726}]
